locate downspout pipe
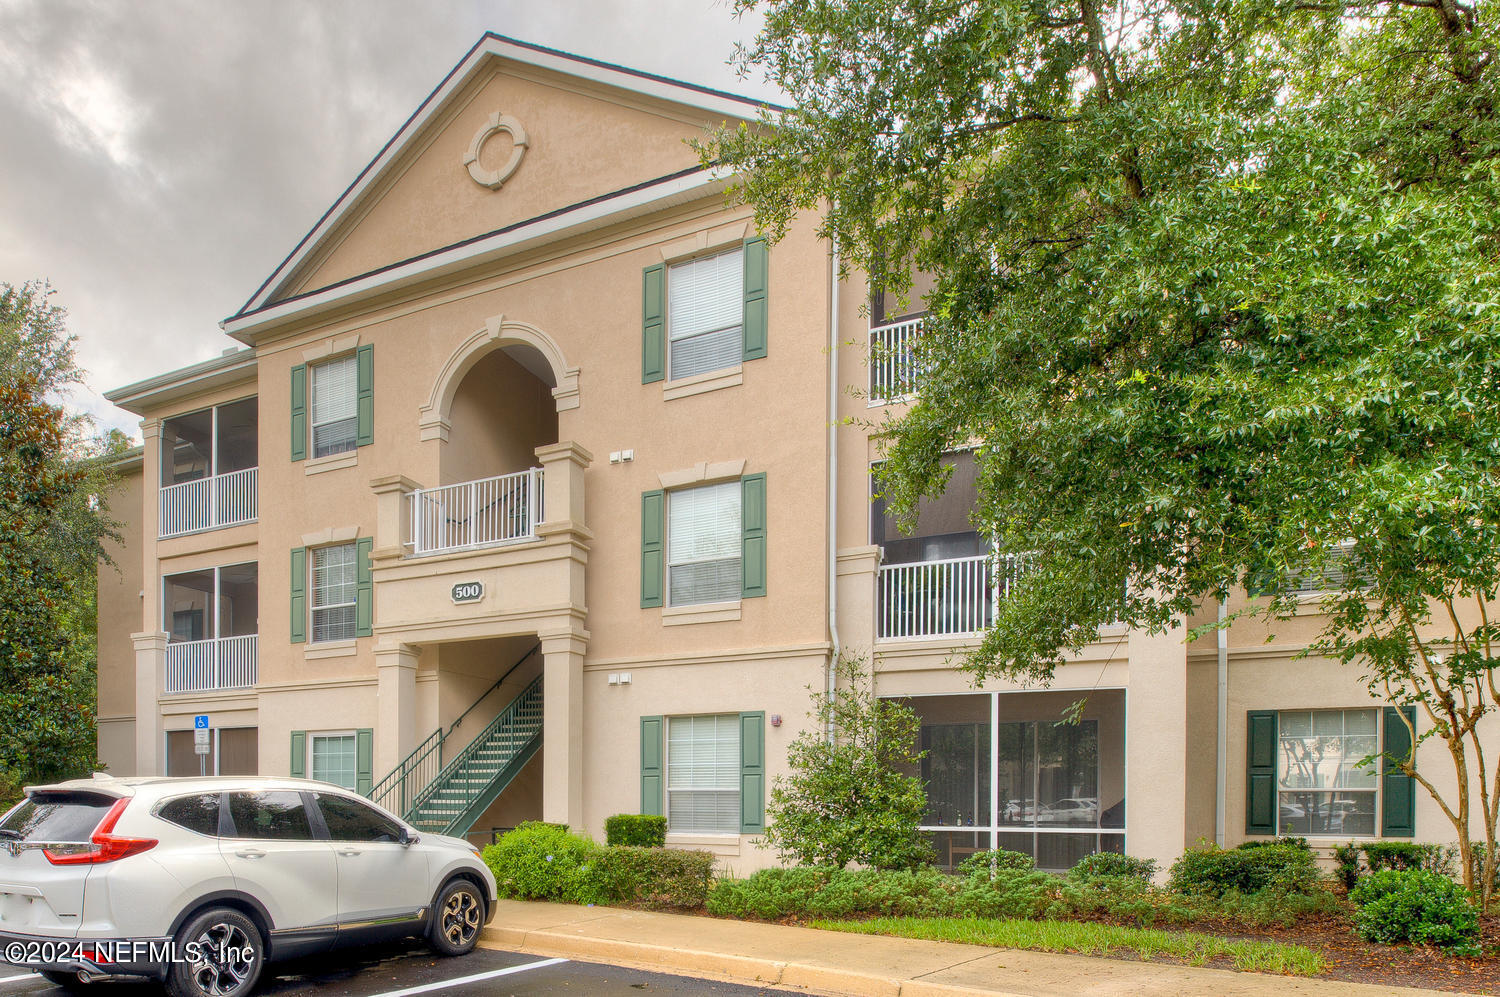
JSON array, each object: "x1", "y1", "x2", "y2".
[
  {"x1": 1215, "y1": 595, "x2": 1229, "y2": 847},
  {"x1": 826, "y1": 227, "x2": 842, "y2": 740}
]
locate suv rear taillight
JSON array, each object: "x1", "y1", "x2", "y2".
[{"x1": 44, "y1": 798, "x2": 157, "y2": 865}]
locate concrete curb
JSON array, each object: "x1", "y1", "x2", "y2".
[{"x1": 480, "y1": 923, "x2": 1018, "y2": 997}]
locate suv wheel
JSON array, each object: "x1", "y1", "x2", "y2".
[
  {"x1": 429, "y1": 879, "x2": 484, "y2": 956},
  {"x1": 166, "y1": 907, "x2": 264, "y2": 997}
]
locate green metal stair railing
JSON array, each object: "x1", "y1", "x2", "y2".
[
  {"x1": 366, "y1": 641, "x2": 541, "y2": 819},
  {"x1": 404, "y1": 673, "x2": 544, "y2": 835}
]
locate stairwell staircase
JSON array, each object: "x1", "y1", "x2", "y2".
[{"x1": 366, "y1": 643, "x2": 543, "y2": 837}]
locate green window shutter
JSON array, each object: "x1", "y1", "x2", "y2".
[
  {"x1": 356, "y1": 343, "x2": 374, "y2": 447},
  {"x1": 640, "y1": 716, "x2": 664, "y2": 816},
  {"x1": 355, "y1": 729, "x2": 374, "y2": 795},
  {"x1": 641, "y1": 490, "x2": 665, "y2": 608},
  {"x1": 642, "y1": 263, "x2": 666, "y2": 383},
  {"x1": 289, "y1": 547, "x2": 307, "y2": 644},
  {"x1": 1246, "y1": 710, "x2": 1277, "y2": 835},
  {"x1": 742, "y1": 236, "x2": 768, "y2": 361},
  {"x1": 741, "y1": 473, "x2": 767, "y2": 599},
  {"x1": 290, "y1": 731, "x2": 306, "y2": 778},
  {"x1": 290, "y1": 364, "x2": 308, "y2": 461},
  {"x1": 739, "y1": 711, "x2": 765, "y2": 833},
  {"x1": 355, "y1": 537, "x2": 374, "y2": 637},
  {"x1": 1382, "y1": 705, "x2": 1417, "y2": 837}
]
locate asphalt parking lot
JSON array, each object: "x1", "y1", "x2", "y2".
[{"x1": 0, "y1": 943, "x2": 800, "y2": 996}]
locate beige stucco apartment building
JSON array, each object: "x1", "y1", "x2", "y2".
[{"x1": 96, "y1": 34, "x2": 1456, "y2": 875}]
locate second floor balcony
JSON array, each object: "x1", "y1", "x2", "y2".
[
  {"x1": 163, "y1": 562, "x2": 257, "y2": 694},
  {"x1": 406, "y1": 467, "x2": 545, "y2": 556},
  {"x1": 165, "y1": 634, "x2": 258, "y2": 694}
]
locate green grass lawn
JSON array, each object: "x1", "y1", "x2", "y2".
[{"x1": 812, "y1": 916, "x2": 1325, "y2": 976}]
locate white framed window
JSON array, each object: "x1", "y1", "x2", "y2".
[
  {"x1": 310, "y1": 543, "x2": 358, "y2": 643},
  {"x1": 310, "y1": 354, "x2": 359, "y2": 458},
  {"x1": 667, "y1": 247, "x2": 743, "y2": 380},
  {"x1": 667, "y1": 482, "x2": 741, "y2": 606},
  {"x1": 1277, "y1": 708, "x2": 1379, "y2": 836},
  {"x1": 667, "y1": 714, "x2": 740, "y2": 834},
  {"x1": 310, "y1": 731, "x2": 358, "y2": 790}
]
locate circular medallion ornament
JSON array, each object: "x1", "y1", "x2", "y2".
[{"x1": 463, "y1": 112, "x2": 529, "y2": 190}]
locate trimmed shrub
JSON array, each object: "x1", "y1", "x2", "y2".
[
  {"x1": 1362, "y1": 841, "x2": 1453, "y2": 876},
  {"x1": 483, "y1": 821, "x2": 611, "y2": 905},
  {"x1": 1168, "y1": 843, "x2": 1319, "y2": 897},
  {"x1": 1237, "y1": 836, "x2": 1310, "y2": 852},
  {"x1": 707, "y1": 866, "x2": 836, "y2": 919},
  {"x1": 956, "y1": 849, "x2": 1036, "y2": 878},
  {"x1": 1333, "y1": 843, "x2": 1362, "y2": 890},
  {"x1": 1069, "y1": 851, "x2": 1157, "y2": 883},
  {"x1": 598, "y1": 845, "x2": 713, "y2": 909},
  {"x1": 1351, "y1": 870, "x2": 1479, "y2": 953},
  {"x1": 605, "y1": 814, "x2": 667, "y2": 848}
]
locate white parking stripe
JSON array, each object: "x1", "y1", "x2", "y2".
[
  {"x1": 0, "y1": 975, "x2": 40, "y2": 985},
  {"x1": 366, "y1": 957, "x2": 568, "y2": 997}
]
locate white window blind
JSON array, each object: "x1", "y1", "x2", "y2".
[
  {"x1": 667, "y1": 714, "x2": 740, "y2": 834},
  {"x1": 311, "y1": 354, "x2": 358, "y2": 458},
  {"x1": 668, "y1": 248, "x2": 742, "y2": 379},
  {"x1": 311, "y1": 542, "x2": 357, "y2": 643},
  {"x1": 668, "y1": 482, "x2": 741, "y2": 606},
  {"x1": 311, "y1": 733, "x2": 357, "y2": 790}
]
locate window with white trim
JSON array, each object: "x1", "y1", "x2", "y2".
[
  {"x1": 667, "y1": 247, "x2": 742, "y2": 380},
  {"x1": 667, "y1": 714, "x2": 740, "y2": 833},
  {"x1": 310, "y1": 543, "x2": 357, "y2": 643},
  {"x1": 1278, "y1": 708, "x2": 1378, "y2": 836},
  {"x1": 310, "y1": 732, "x2": 357, "y2": 790},
  {"x1": 667, "y1": 482, "x2": 741, "y2": 606},
  {"x1": 310, "y1": 354, "x2": 358, "y2": 458}
]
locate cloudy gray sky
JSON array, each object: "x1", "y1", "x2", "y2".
[{"x1": 0, "y1": 0, "x2": 776, "y2": 439}]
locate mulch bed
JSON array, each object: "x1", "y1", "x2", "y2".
[{"x1": 1135, "y1": 908, "x2": 1500, "y2": 992}]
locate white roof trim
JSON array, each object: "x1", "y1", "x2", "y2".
[
  {"x1": 105, "y1": 350, "x2": 258, "y2": 415},
  {"x1": 223, "y1": 166, "x2": 733, "y2": 343},
  {"x1": 233, "y1": 33, "x2": 775, "y2": 320}
]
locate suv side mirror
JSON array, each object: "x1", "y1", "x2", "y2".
[{"x1": 399, "y1": 828, "x2": 419, "y2": 847}]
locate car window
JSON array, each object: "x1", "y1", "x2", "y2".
[
  {"x1": 314, "y1": 793, "x2": 404, "y2": 843},
  {"x1": 0, "y1": 792, "x2": 115, "y2": 842},
  {"x1": 157, "y1": 794, "x2": 221, "y2": 836},
  {"x1": 225, "y1": 792, "x2": 314, "y2": 840}
]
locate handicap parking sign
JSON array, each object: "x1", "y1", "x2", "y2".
[{"x1": 194, "y1": 714, "x2": 209, "y2": 730}]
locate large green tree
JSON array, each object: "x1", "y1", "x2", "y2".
[
  {"x1": 710, "y1": 0, "x2": 1500, "y2": 899},
  {"x1": 0, "y1": 281, "x2": 119, "y2": 788}
]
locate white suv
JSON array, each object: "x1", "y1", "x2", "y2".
[{"x1": 0, "y1": 775, "x2": 497, "y2": 997}]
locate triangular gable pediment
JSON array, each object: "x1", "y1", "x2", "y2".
[{"x1": 232, "y1": 34, "x2": 774, "y2": 323}]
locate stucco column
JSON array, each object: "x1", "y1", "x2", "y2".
[
  {"x1": 370, "y1": 475, "x2": 421, "y2": 559},
  {"x1": 139, "y1": 420, "x2": 162, "y2": 637},
  {"x1": 1126, "y1": 616, "x2": 1190, "y2": 877},
  {"x1": 540, "y1": 632, "x2": 586, "y2": 827},
  {"x1": 374, "y1": 639, "x2": 421, "y2": 779},
  {"x1": 131, "y1": 631, "x2": 167, "y2": 775},
  {"x1": 534, "y1": 442, "x2": 593, "y2": 531}
]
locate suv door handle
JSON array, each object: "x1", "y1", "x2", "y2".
[
  {"x1": 234, "y1": 848, "x2": 266, "y2": 859},
  {"x1": 337, "y1": 848, "x2": 361, "y2": 857}
]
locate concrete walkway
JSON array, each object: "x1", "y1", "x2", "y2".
[{"x1": 479, "y1": 900, "x2": 1478, "y2": 997}]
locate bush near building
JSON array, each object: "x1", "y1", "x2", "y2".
[
  {"x1": 482, "y1": 821, "x2": 713, "y2": 910},
  {"x1": 604, "y1": 814, "x2": 667, "y2": 848}
]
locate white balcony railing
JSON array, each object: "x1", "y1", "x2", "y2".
[
  {"x1": 407, "y1": 468, "x2": 544, "y2": 556},
  {"x1": 878, "y1": 553, "x2": 1033, "y2": 640},
  {"x1": 164, "y1": 634, "x2": 258, "y2": 694},
  {"x1": 869, "y1": 317, "x2": 926, "y2": 405},
  {"x1": 159, "y1": 467, "x2": 258, "y2": 538}
]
